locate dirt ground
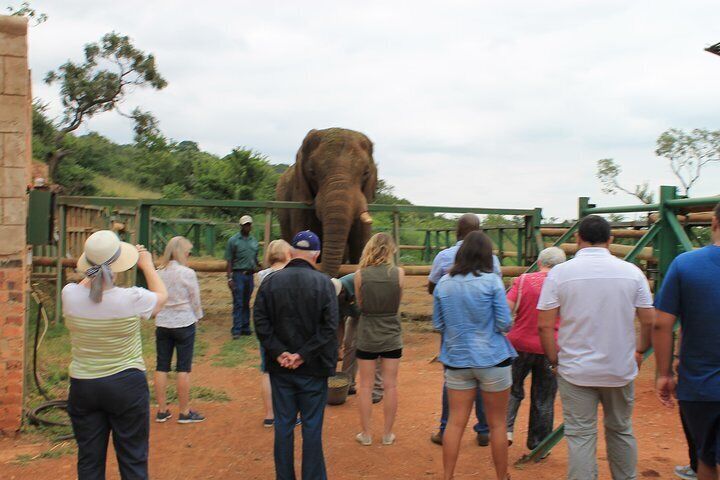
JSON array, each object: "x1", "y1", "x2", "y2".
[{"x1": 0, "y1": 275, "x2": 688, "y2": 479}]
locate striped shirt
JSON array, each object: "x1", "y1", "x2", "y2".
[{"x1": 62, "y1": 284, "x2": 157, "y2": 379}]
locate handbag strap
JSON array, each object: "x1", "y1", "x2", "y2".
[{"x1": 511, "y1": 273, "x2": 526, "y2": 316}]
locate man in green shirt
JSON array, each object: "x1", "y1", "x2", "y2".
[{"x1": 225, "y1": 215, "x2": 260, "y2": 339}]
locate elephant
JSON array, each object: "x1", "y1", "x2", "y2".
[{"x1": 276, "y1": 128, "x2": 377, "y2": 276}]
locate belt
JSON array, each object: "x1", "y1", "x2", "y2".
[{"x1": 233, "y1": 269, "x2": 254, "y2": 275}]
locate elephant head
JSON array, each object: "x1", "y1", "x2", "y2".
[{"x1": 293, "y1": 128, "x2": 377, "y2": 275}]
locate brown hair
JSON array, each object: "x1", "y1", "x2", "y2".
[
  {"x1": 263, "y1": 239, "x2": 291, "y2": 267},
  {"x1": 358, "y1": 233, "x2": 396, "y2": 268},
  {"x1": 449, "y1": 231, "x2": 495, "y2": 277}
]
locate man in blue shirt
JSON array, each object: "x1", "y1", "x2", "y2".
[
  {"x1": 654, "y1": 202, "x2": 720, "y2": 480},
  {"x1": 225, "y1": 215, "x2": 260, "y2": 339},
  {"x1": 428, "y1": 213, "x2": 502, "y2": 447}
]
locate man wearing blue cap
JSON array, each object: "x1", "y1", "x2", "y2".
[{"x1": 254, "y1": 230, "x2": 339, "y2": 480}]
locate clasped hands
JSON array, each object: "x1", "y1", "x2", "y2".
[{"x1": 277, "y1": 352, "x2": 304, "y2": 369}]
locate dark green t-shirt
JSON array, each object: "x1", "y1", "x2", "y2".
[{"x1": 225, "y1": 233, "x2": 259, "y2": 270}]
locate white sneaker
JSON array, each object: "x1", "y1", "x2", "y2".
[
  {"x1": 507, "y1": 431, "x2": 514, "y2": 446},
  {"x1": 674, "y1": 465, "x2": 697, "y2": 480},
  {"x1": 355, "y1": 432, "x2": 372, "y2": 446},
  {"x1": 382, "y1": 433, "x2": 396, "y2": 445}
]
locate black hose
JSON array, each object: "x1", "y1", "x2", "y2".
[{"x1": 26, "y1": 291, "x2": 72, "y2": 440}]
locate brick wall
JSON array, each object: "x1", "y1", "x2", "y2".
[{"x1": 0, "y1": 15, "x2": 30, "y2": 436}]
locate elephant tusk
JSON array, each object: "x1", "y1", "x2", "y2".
[{"x1": 360, "y1": 212, "x2": 373, "y2": 224}]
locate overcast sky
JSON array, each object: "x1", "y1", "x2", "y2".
[{"x1": 23, "y1": 1, "x2": 720, "y2": 218}]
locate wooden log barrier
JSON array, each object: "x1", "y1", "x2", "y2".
[
  {"x1": 32, "y1": 256, "x2": 529, "y2": 277},
  {"x1": 547, "y1": 243, "x2": 656, "y2": 262},
  {"x1": 541, "y1": 228, "x2": 648, "y2": 239}
]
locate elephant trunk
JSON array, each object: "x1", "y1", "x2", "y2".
[{"x1": 318, "y1": 187, "x2": 356, "y2": 277}]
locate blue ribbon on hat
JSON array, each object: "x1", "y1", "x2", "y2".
[{"x1": 85, "y1": 247, "x2": 122, "y2": 303}]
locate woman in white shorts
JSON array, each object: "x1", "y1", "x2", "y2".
[{"x1": 433, "y1": 231, "x2": 516, "y2": 480}]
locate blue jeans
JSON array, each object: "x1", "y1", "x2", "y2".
[
  {"x1": 270, "y1": 373, "x2": 328, "y2": 480},
  {"x1": 231, "y1": 271, "x2": 253, "y2": 335},
  {"x1": 440, "y1": 381, "x2": 489, "y2": 434}
]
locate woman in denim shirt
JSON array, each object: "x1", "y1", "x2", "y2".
[{"x1": 433, "y1": 231, "x2": 516, "y2": 480}]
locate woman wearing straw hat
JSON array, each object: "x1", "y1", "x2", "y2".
[
  {"x1": 62, "y1": 230, "x2": 168, "y2": 480},
  {"x1": 154, "y1": 236, "x2": 205, "y2": 424}
]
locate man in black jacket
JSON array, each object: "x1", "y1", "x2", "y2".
[{"x1": 254, "y1": 230, "x2": 338, "y2": 480}]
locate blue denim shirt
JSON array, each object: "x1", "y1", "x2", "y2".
[{"x1": 433, "y1": 272, "x2": 516, "y2": 368}]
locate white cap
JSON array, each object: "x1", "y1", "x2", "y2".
[{"x1": 239, "y1": 215, "x2": 253, "y2": 225}]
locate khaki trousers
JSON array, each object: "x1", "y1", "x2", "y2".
[{"x1": 558, "y1": 375, "x2": 637, "y2": 480}]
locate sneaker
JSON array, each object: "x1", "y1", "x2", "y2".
[
  {"x1": 155, "y1": 410, "x2": 172, "y2": 423},
  {"x1": 355, "y1": 432, "x2": 372, "y2": 446},
  {"x1": 674, "y1": 465, "x2": 697, "y2": 480},
  {"x1": 178, "y1": 410, "x2": 205, "y2": 424},
  {"x1": 430, "y1": 431, "x2": 443, "y2": 445},
  {"x1": 507, "y1": 431, "x2": 514, "y2": 446},
  {"x1": 232, "y1": 334, "x2": 241, "y2": 340},
  {"x1": 372, "y1": 396, "x2": 383, "y2": 404},
  {"x1": 382, "y1": 433, "x2": 396, "y2": 445},
  {"x1": 477, "y1": 432, "x2": 490, "y2": 447},
  {"x1": 295, "y1": 417, "x2": 302, "y2": 427},
  {"x1": 263, "y1": 418, "x2": 274, "y2": 428},
  {"x1": 348, "y1": 386, "x2": 357, "y2": 395}
]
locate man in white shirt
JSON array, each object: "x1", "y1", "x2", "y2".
[{"x1": 537, "y1": 215, "x2": 654, "y2": 480}]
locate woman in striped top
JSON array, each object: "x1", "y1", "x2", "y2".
[{"x1": 62, "y1": 230, "x2": 167, "y2": 480}]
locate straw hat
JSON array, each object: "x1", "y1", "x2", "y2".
[{"x1": 77, "y1": 230, "x2": 139, "y2": 274}]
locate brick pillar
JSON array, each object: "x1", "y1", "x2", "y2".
[{"x1": 0, "y1": 15, "x2": 30, "y2": 436}]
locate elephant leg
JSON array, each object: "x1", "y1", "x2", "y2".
[{"x1": 348, "y1": 219, "x2": 372, "y2": 264}]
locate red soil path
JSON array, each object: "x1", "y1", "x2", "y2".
[{"x1": 0, "y1": 276, "x2": 686, "y2": 479}]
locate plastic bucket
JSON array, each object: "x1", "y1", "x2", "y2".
[{"x1": 327, "y1": 372, "x2": 351, "y2": 405}]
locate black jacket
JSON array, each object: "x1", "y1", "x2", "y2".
[{"x1": 254, "y1": 259, "x2": 338, "y2": 377}]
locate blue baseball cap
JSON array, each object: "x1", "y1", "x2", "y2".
[{"x1": 291, "y1": 230, "x2": 321, "y2": 251}]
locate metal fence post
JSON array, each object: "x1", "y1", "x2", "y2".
[
  {"x1": 205, "y1": 223, "x2": 216, "y2": 257},
  {"x1": 657, "y1": 186, "x2": 678, "y2": 288},
  {"x1": 192, "y1": 223, "x2": 201, "y2": 256},
  {"x1": 498, "y1": 228, "x2": 504, "y2": 262},
  {"x1": 137, "y1": 203, "x2": 151, "y2": 288},
  {"x1": 54, "y1": 204, "x2": 66, "y2": 323},
  {"x1": 264, "y1": 208, "x2": 273, "y2": 258},
  {"x1": 392, "y1": 211, "x2": 401, "y2": 265}
]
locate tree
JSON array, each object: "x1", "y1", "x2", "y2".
[
  {"x1": 6, "y1": 1, "x2": 47, "y2": 25},
  {"x1": 596, "y1": 158, "x2": 654, "y2": 204},
  {"x1": 43, "y1": 32, "x2": 167, "y2": 180},
  {"x1": 655, "y1": 128, "x2": 720, "y2": 196}
]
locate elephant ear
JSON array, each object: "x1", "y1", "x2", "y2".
[
  {"x1": 361, "y1": 137, "x2": 377, "y2": 202},
  {"x1": 294, "y1": 129, "x2": 321, "y2": 205}
]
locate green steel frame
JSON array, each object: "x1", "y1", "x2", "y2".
[{"x1": 517, "y1": 185, "x2": 714, "y2": 465}]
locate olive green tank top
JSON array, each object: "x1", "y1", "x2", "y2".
[{"x1": 357, "y1": 264, "x2": 402, "y2": 352}]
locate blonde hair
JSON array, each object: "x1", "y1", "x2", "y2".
[
  {"x1": 358, "y1": 232, "x2": 396, "y2": 268},
  {"x1": 264, "y1": 239, "x2": 291, "y2": 267},
  {"x1": 160, "y1": 236, "x2": 193, "y2": 267}
]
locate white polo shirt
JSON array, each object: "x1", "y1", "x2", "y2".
[{"x1": 537, "y1": 247, "x2": 653, "y2": 387}]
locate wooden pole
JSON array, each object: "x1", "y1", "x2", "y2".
[{"x1": 54, "y1": 204, "x2": 66, "y2": 323}]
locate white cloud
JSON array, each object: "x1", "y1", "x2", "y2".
[{"x1": 25, "y1": 0, "x2": 720, "y2": 218}]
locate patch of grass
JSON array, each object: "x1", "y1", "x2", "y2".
[
  {"x1": 211, "y1": 336, "x2": 257, "y2": 368},
  {"x1": 150, "y1": 382, "x2": 231, "y2": 403},
  {"x1": 94, "y1": 175, "x2": 161, "y2": 198},
  {"x1": 14, "y1": 442, "x2": 76, "y2": 465}
]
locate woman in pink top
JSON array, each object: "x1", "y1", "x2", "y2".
[{"x1": 505, "y1": 247, "x2": 566, "y2": 451}]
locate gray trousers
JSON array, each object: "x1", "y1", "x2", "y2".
[
  {"x1": 558, "y1": 376, "x2": 637, "y2": 480},
  {"x1": 341, "y1": 316, "x2": 383, "y2": 400}
]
